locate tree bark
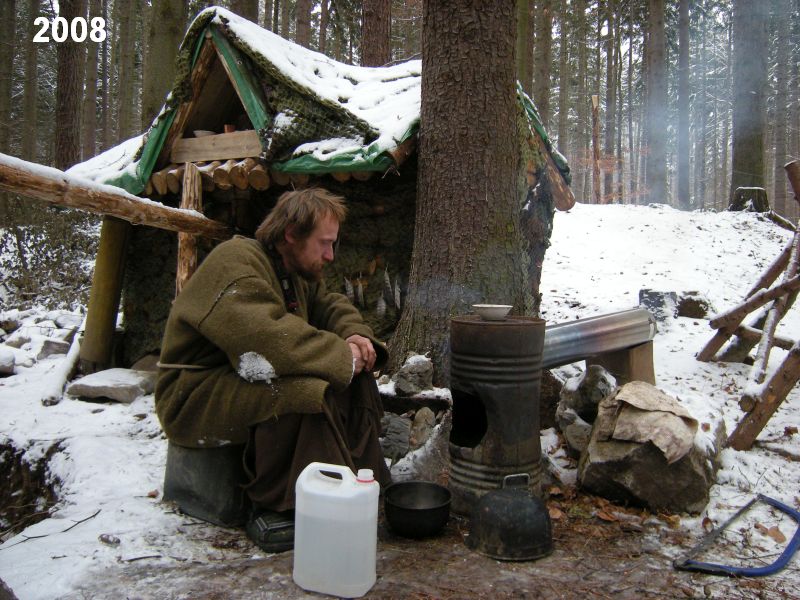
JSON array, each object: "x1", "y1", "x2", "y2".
[
  {"x1": 390, "y1": 0, "x2": 531, "y2": 384},
  {"x1": 281, "y1": 0, "x2": 290, "y2": 39},
  {"x1": 603, "y1": 0, "x2": 616, "y2": 203},
  {"x1": 295, "y1": 0, "x2": 312, "y2": 48},
  {"x1": 772, "y1": 0, "x2": 791, "y2": 217},
  {"x1": 0, "y1": 0, "x2": 15, "y2": 155},
  {"x1": 728, "y1": 0, "x2": 769, "y2": 204},
  {"x1": 533, "y1": 0, "x2": 552, "y2": 128},
  {"x1": 556, "y1": 0, "x2": 568, "y2": 155},
  {"x1": 22, "y1": 0, "x2": 38, "y2": 162},
  {"x1": 82, "y1": 0, "x2": 101, "y2": 160},
  {"x1": 116, "y1": 0, "x2": 137, "y2": 142},
  {"x1": 644, "y1": 0, "x2": 667, "y2": 204},
  {"x1": 516, "y1": 0, "x2": 533, "y2": 96},
  {"x1": 362, "y1": 0, "x2": 392, "y2": 66},
  {"x1": 319, "y1": 0, "x2": 329, "y2": 53},
  {"x1": 55, "y1": 0, "x2": 88, "y2": 170},
  {"x1": 677, "y1": 0, "x2": 691, "y2": 209},
  {"x1": 142, "y1": 0, "x2": 184, "y2": 130},
  {"x1": 230, "y1": 0, "x2": 258, "y2": 21},
  {"x1": 101, "y1": 0, "x2": 111, "y2": 150},
  {"x1": 574, "y1": 0, "x2": 588, "y2": 202}
]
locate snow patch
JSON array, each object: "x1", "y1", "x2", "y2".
[{"x1": 237, "y1": 352, "x2": 277, "y2": 383}]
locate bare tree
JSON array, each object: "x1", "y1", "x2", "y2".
[
  {"x1": 533, "y1": 0, "x2": 552, "y2": 128},
  {"x1": 142, "y1": 0, "x2": 185, "y2": 130},
  {"x1": 0, "y1": 0, "x2": 16, "y2": 155},
  {"x1": 22, "y1": 0, "x2": 39, "y2": 162},
  {"x1": 643, "y1": 0, "x2": 667, "y2": 204},
  {"x1": 772, "y1": 0, "x2": 791, "y2": 217},
  {"x1": 676, "y1": 0, "x2": 690, "y2": 208}
]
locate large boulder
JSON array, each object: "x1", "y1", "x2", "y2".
[{"x1": 578, "y1": 381, "x2": 723, "y2": 514}]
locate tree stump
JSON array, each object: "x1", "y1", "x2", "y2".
[{"x1": 729, "y1": 187, "x2": 770, "y2": 212}]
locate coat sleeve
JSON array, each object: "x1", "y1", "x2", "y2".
[
  {"x1": 196, "y1": 274, "x2": 355, "y2": 392},
  {"x1": 307, "y1": 280, "x2": 389, "y2": 370}
]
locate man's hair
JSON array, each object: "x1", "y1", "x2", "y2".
[{"x1": 255, "y1": 187, "x2": 347, "y2": 246}]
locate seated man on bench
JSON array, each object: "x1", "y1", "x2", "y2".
[{"x1": 155, "y1": 187, "x2": 391, "y2": 552}]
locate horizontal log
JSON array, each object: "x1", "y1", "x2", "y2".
[
  {"x1": 733, "y1": 324, "x2": 796, "y2": 352},
  {"x1": 151, "y1": 165, "x2": 170, "y2": 196},
  {"x1": 271, "y1": 168, "x2": 290, "y2": 187},
  {"x1": 0, "y1": 153, "x2": 231, "y2": 240},
  {"x1": 709, "y1": 274, "x2": 800, "y2": 329},
  {"x1": 166, "y1": 164, "x2": 185, "y2": 195},
  {"x1": 247, "y1": 161, "x2": 270, "y2": 191}
]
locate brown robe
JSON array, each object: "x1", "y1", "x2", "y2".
[{"x1": 155, "y1": 236, "x2": 387, "y2": 448}]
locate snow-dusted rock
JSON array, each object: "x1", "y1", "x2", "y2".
[
  {"x1": 36, "y1": 339, "x2": 71, "y2": 360},
  {"x1": 0, "y1": 346, "x2": 14, "y2": 376},
  {"x1": 65, "y1": 368, "x2": 157, "y2": 404},
  {"x1": 392, "y1": 354, "x2": 434, "y2": 396},
  {"x1": 409, "y1": 407, "x2": 436, "y2": 451},
  {"x1": 557, "y1": 365, "x2": 616, "y2": 426},
  {"x1": 3, "y1": 331, "x2": 31, "y2": 349},
  {"x1": 677, "y1": 291, "x2": 714, "y2": 319},
  {"x1": 54, "y1": 313, "x2": 84, "y2": 331},
  {"x1": 380, "y1": 413, "x2": 412, "y2": 460}
]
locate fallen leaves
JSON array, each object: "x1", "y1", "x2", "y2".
[{"x1": 755, "y1": 523, "x2": 787, "y2": 544}]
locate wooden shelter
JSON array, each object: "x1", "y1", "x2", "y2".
[{"x1": 58, "y1": 7, "x2": 574, "y2": 370}]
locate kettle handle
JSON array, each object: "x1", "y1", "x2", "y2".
[{"x1": 502, "y1": 473, "x2": 530, "y2": 489}]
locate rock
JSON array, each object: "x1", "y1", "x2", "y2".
[
  {"x1": 392, "y1": 354, "x2": 434, "y2": 396},
  {"x1": 391, "y1": 410, "x2": 452, "y2": 483},
  {"x1": 578, "y1": 382, "x2": 719, "y2": 514},
  {"x1": 677, "y1": 292, "x2": 714, "y2": 319},
  {"x1": 0, "y1": 346, "x2": 14, "y2": 376},
  {"x1": 560, "y1": 410, "x2": 593, "y2": 458},
  {"x1": 55, "y1": 313, "x2": 83, "y2": 330},
  {"x1": 37, "y1": 339, "x2": 71, "y2": 360},
  {"x1": 3, "y1": 332, "x2": 31, "y2": 349},
  {"x1": 380, "y1": 413, "x2": 412, "y2": 460},
  {"x1": 65, "y1": 368, "x2": 157, "y2": 404},
  {"x1": 639, "y1": 289, "x2": 678, "y2": 324},
  {"x1": 409, "y1": 407, "x2": 436, "y2": 451},
  {"x1": 557, "y1": 365, "x2": 616, "y2": 425}
]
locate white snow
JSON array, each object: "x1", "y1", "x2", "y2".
[
  {"x1": 1, "y1": 202, "x2": 799, "y2": 597},
  {"x1": 237, "y1": 352, "x2": 277, "y2": 383}
]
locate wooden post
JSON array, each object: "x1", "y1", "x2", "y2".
[
  {"x1": 176, "y1": 163, "x2": 202, "y2": 296},
  {"x1": 591, "y1": 95, "x2": 601, "y2": 205},
  {"x1": 728, "y1": 342, "x2": 800, "y2": 450},
  {"x1": 80, "y1": 216, "x2": 131, "y2": 372},
  {"x1": 588, "y1": 340, "x2": 656, "y2": 385}
]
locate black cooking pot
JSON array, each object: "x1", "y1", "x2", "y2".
[
  {"x1": 466, "y1": 474, "x2": 553, "y2": 561},
  {"x1": 384, "y1": 481, "x2": 451, "y2": 538}
]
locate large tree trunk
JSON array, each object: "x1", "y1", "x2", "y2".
[
  {"x1": 116, "y1": 0, "x2": 137, "y2": 143},
  {"x1": 230, "y1": 0, "x2": 258, "y2": 21},
  {"x1": 82, "y1": 0, "x2": 101, "y2": 160},
  {"x1": 55, "y1": 0, "x2": 88, "y2": 170},
  {"x1": 574, "y1": 0, "x2": 588, "y2": 202},
  {"x1": 390, "y1": 0, "x2": 531, "y2": 384},
  {"x1": 101, "y1": 0, "x2": 111, "y2": 150},
  {"x1": 361, "y1": 0, "x2": 391, "y2": 66},
  {"x1": 22, "y1": 0, "x2": 38, "y2": 162},
  {"x1": 772, "y1": 0, "x2": 791, "y2": 217},
  {"x1": 728, "y1": 0, "x2": 769, "y2": 204},
  {"x1": 676, "y1": 0, "x2": 690, "y2": 209},
  {"x1": 693, "y1": 14, "x2": 707, "y2": 209},
  {"x1": 556, "y1": 0, "x2": 568, "y2": 156},
  {"x1": 319, "y1": 0, "x2": 329, "y2": 53},
  {"x1": 644, "y1": 0, "x2": 667, "y2": 204},
  {"x1": 295, "y1": 0, "x2": 312, "y2": 48},
  {"x1": 603, "y1": 0, "x2": 616, "y2": 203},
  {"x1": 0, "y1": 0, "x2": 14, "y2": 156},
  {"x1": 142, "y1": 0, "x2": 184, "y2": 130},
  {"x1": 533, "y1": 0, "x2": 552, "y2": 129},
  {"x1": 516, "y1": 0, "x2": 533, "y2": 96}
]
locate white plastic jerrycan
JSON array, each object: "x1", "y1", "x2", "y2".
[{"x1": 293, "y1": 462, "x2": 380, "y2": 598}]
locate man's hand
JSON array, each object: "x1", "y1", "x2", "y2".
[{"x1": 346, "y1": 334, "x2": 376, "y2": 373}]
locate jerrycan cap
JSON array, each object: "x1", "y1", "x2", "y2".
[{"x1": 356, "y1": 469, "x2": 375, "y2": 483}]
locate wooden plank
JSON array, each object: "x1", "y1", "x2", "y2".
[
  {"x1": 588, "y1": 340, "x2": 656, "y2": 385},
  {"x1": 171, "y1": 130, "x2": 262, "y2": 163},
  {"x1": 0, "y1": 153, "x2": 231, "y2": 240}
]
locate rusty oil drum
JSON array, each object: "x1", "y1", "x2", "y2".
[{"x1": 448, "y1": 315, "x2": 546, "y2": 515}]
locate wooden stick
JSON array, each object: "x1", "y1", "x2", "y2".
[
  {"x1": 196, "y1": 160, "x2": 222, "y2": 192},
  {"x1": 247, "y1": 160, "x2": 270, "y2": 191},
  {"x1": 166, "y1": 164, "x2": 185, "y2": 195},
  {"x1": 748, "y1": 230, "x2": 800, "y2": 384},
  {"x1": 212, "y1": 159, "x2": 237, "y2": 190},
  {"x1": 728, "y1": 342, "x2": 800, "y2": 450},
  {"x1": 229, "y1": 158, "x2": 253, "y2": 190},
  {"x1": 0, "y1": 153, "x2": 230, "y2": 240},
  {"x1": 150, "y1": 165, "x2": 171, "y2": 196},
  {"x1": 709, "y1": 274, "x2": 800, "y2": 330},
  {"x1": 733, "y1": 324, "x2": 795, "y2": 352},
  {"x1": 176, "y1": 163, "x2": 202, "y2": 296}
]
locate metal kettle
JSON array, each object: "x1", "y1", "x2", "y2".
[{"x1": 465, "y1": 474, "x2": 553, "y2": 561}]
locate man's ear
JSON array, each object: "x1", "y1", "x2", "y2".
[{"x1": 284, "y1": 224, "x2": 297, "y2": 245}]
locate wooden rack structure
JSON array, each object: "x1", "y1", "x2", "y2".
[{"x1": 697, "y1": 160, "x2": 800, "y2": 451}]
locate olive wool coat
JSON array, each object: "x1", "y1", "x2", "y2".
[{"x1": 155, "y1": 236, "x2": 387, "y2": 448}]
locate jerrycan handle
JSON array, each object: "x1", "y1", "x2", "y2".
[{"x1": 304, "y1": 462, "x2": 357, "y2": 486}]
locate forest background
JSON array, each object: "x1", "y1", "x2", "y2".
[{"x1": 0, "y1": 0, "x2": 798, "y2": 309}]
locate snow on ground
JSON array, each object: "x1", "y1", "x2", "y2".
[{"x1": 0, "y1": 202, "x2": 798, "y2": 598}]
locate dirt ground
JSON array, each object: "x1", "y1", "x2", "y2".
[{"x1": 64, "y1": 488, "x2": 799, "y2": 600}]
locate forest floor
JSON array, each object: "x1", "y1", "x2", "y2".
[{"x1": 63, "y1": 491, "x2": 797, "y2": 600}]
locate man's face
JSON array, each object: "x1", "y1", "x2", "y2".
[{"x1": 283, "y1": 213, "x2": 339, "y2": 281}]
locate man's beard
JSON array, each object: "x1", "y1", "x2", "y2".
[
  {"x1": 295, "y1": 262, "x2": 324, "y2": 282},
  {"x1": 285, "y1": 245, "x2": 324, "y2": 282}
]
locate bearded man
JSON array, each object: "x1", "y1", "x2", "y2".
[{"x1": 155, "y1": 188, "x2": 390, "y2": 552}]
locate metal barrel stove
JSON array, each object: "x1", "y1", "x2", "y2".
[{"x1": 449, "y1": 316, "x2": 546, "y2": 516}]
